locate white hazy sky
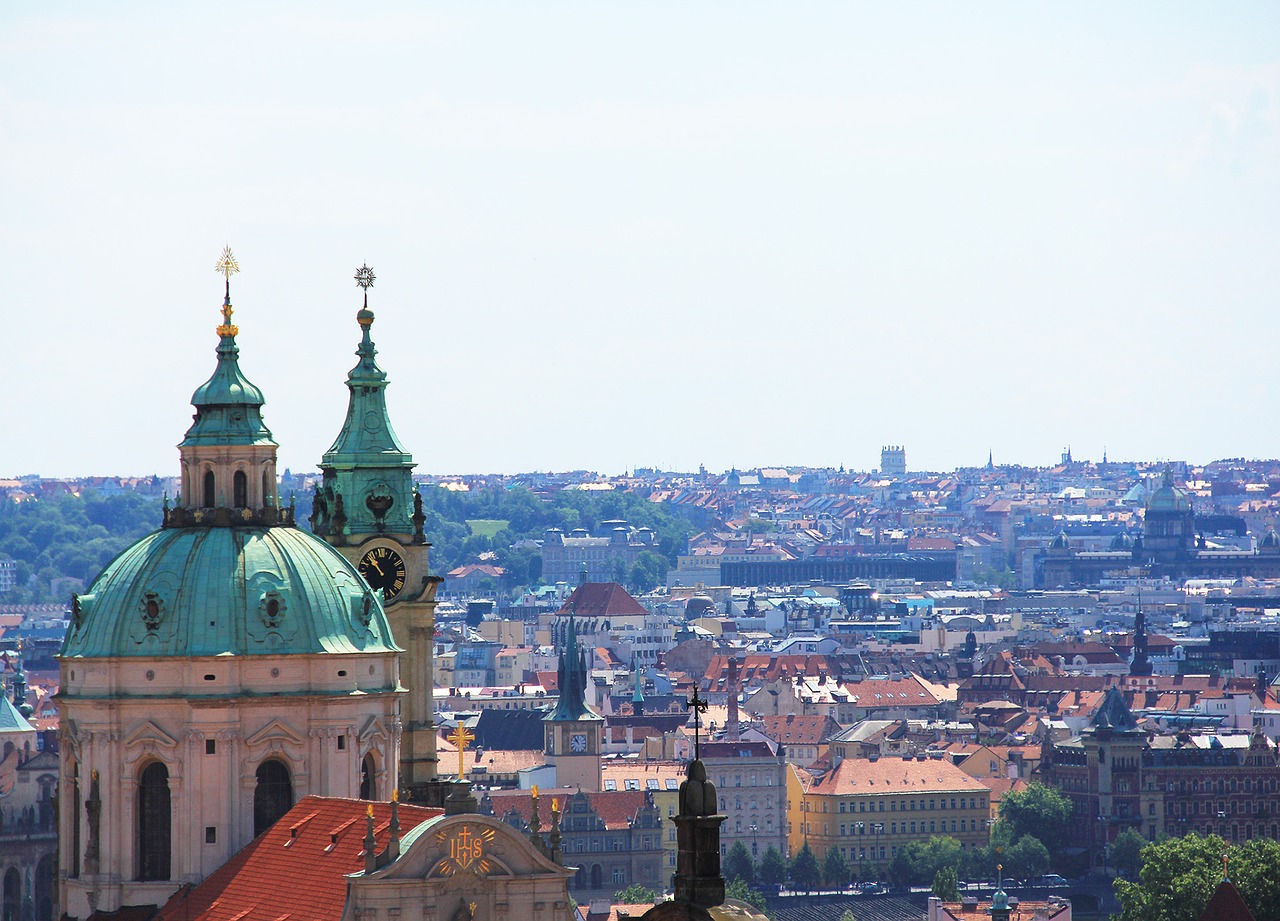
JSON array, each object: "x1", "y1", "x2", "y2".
[{"x1": 3, "y1": 2, "x2": 1278, "y2": 478}]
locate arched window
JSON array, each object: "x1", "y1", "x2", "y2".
[
  {"x1": 137, "y1": 762, "x2": 171, "y2": 881},
  {"x1": 590, "y1": 864, "x2": 603, "y2": 890},
  {"x1": 70, "y1": 761, "x2": 81, "y2": 878},
  {"x1": 262, "y1": 470, "x2": 272, "y2": 507},
  {"x1": 35, "y1": 855, "x2": 55, "y2": 921},
  {"x1": 360, "y1": 754, "x2": 376, "y2": 801},
  {"x1": 2, "y1": 868, "x2": 18, "y2": 921},
  {"x1": 253, "y1": 759, "x2": 293, "y2": 837},
  {"x1": 203, "y1": 471, "x2": 216, "y2": 508},
  {"x1": 233, "y1": 471, "x2": 248, "y2": 509}
]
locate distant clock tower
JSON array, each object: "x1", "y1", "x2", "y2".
[
  {"x1": 311, "y1": 267, "x2": 446, "y2": 805},
  {"x1": 543, "y1": 615, "x2": 603, "y2": 792}
]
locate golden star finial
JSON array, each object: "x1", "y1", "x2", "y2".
[{"x1": 215, "y1": 246, "x2": 241, "y2": 336}]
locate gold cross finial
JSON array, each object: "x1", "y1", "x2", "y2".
[
  {"x1": 214, "y1": 246, "x2": 241, "y2": 336},
  {"x1": 449, "y1": 723, "x2": 475, "y2": 780},
  {"x1": 1223, "y1": 849, "x2": 1229, "y2": 879}
]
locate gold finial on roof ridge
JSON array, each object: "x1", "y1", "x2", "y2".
[{"x1": 215, "y1": 246, "x2": 241, "y2": 336}]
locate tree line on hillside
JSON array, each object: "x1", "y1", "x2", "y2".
[
  {"x1": 3, "y1": 484, "x2": 699, "y2": 603},
  {"x1": 0, "y1": 491, "x2": 162, "y2": 603}
]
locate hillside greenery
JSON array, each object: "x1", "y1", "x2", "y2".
[
  {"x1": 0, "y1": 491, "x2": 163, "y2": 603},
  {"x1": 2, "y1": 484, "x2": 698, "y2": 603}
]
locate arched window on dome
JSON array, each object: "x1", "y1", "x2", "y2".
[
  {"x1": 3, "y1": 868, "x2": 19, "y2": 921},
  {"x1": 203, "y1": 471, "x2": 216, "y2": 508},
  {"x1": 253, "y1": 759, "x2": 293, "y2": 838},
  {"x1": 360, "y1": 753, "x2": 376, "y2": 800},
  {"x1": 262, "y1": 470, "x2": 272, "y2": 508},
  {"x1": 137, "y1": 761, "x2": 171, "y2": 881},
  {"x1": 234, "y1": 471, "x2": 248, "y2": 509}
]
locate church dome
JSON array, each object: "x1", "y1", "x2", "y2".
[
  {"x1": 1146, "y1": 470, "x2": 1192, "y2": 514},
  {"x1": 1110, "y1": 531, "x2": 1135, "y2": 550},
  {"x1": 1261, "y1": 529, "x2": 1280, "y2": 551},
  {"x1": 1049, "y1": 530, "x2": 1072, "y2": 551},
  {"x1": 63, "y1": 526, "x2": 398, "y2": 659}
]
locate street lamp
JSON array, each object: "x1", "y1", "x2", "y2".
[{"x1": 749, "y1": 823, "x2": 759, "y2": 859}]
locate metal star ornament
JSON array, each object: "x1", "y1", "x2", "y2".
[
  {"x1": 214, "y1": 246, "x2": 241, "y2": 335},
  {"x1": 354, "y1": 263, "x2": 375, "y2": 307}
]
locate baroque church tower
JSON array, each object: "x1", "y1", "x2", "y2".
[
  {"x1": 58, "y1": 254, "x2": 404, "y2": 920},
  {"x1": 309, "y1": 266, "x2": 445, "y2": 804}
]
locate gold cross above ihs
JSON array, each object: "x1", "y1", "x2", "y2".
[{"x1": 449, "y1": 723, "x2": 475, "y2": 780}]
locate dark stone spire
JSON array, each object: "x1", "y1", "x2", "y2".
[
  {"x1": 546, "y1": 614, "x2": 592, "y2": 722},
  {"x1": 1130, "y1": 596, "x2": 1154, "y2": 677}
]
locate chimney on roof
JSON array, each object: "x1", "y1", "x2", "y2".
[{"x1": 726, "y1": 657, "x2": 740, "y2": 742}]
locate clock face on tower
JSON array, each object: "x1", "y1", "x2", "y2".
[
  {"x1": 570, "y1": 733, "x2": 587, "y2": 753},
  {"x1": 358, "y1": 546, "x2": 406, "y2": 601}
]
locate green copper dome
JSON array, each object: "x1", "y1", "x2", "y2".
[
  {"x1": 1146, "y1": 469, "x2": 1192, "y2": 514},
  {"x1": 62, "y1": 526, "x2": 400, "y2": 659}
]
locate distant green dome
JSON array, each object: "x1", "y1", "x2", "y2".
[
  {"x1": 63, "y1": 526, "x2": 399, "y2": 659},
  {"x1": 1146, "y1": 473, "x2": 1192, "y2": 514}
]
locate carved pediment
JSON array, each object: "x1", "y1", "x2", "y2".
[
  {"x1": 125, "y1": 720, "x2": 180, "y2": 750},
  {"x1": 358, "y1": 714, "x2": 388, "y2": 746},
  {"x1": 365, "y1": 814, "x2": 572, "y2": 883},
  {"x1": 244, "y1": 717, "x2": 306, "y2": 749}
]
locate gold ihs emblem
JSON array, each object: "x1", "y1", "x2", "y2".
[{"x1": 437, "y1": 824, "x2": 495, "y2": 875}]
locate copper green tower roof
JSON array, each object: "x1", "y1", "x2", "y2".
[
  {"x1": 181, "y1": 273, "x2": 275, "y2": 449},
  {"x1": 314, "y1": 265, "x2": 419, "y2": 541}
]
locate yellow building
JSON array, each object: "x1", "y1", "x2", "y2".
[{"x1": 792, "y1": 756, "x2": 990, "y2": 880}]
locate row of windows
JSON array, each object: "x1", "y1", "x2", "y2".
[
  {"x1": 832, "y1": 818, "x2": 977, "y2": 836},
  {"x1": 804, "y1": 796, "x2": 983, "y2": 814},
  {"x1": 95, "y1": 753, "x2": 380, "y2": 883},
  {"x1": 197, "y1": 468, "x2": 273, "y2": 509},
  {"x1": 714, "y1": 773, "x2": 776, "y2": 788},
  {"x1": 836, "y1": 796, "x2": 979, "y2": 813}
]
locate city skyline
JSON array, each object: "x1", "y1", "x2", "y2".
[{"x1": 3, "y1": 3, "x2": 1279, "y2": 477}]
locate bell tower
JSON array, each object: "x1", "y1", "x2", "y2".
[
  {"x1": 313, "y1": 265, "x2": 445, "y2": 804},
  {"x1": 543, "y1": 615, "x2": 603, "y2": 792}
]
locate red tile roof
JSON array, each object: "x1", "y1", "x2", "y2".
[
  {"x1": 757, "y1": 714, "x2": 842, "y2": 746},
  {"x1": 557, "y1": 583, "x2": 648, "y2": 617},
  {"x1": 810, "y1": 756, "x2": 990, "y2": 797},
  {"x1": 153, "y1": 796, "x2": 441, "y2": 921},
  {"x1": 1199, "y1": 878, "x2": 1257, "y2": 921}
]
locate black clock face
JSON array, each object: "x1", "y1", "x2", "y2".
[{"x1": 358, "y1": 546, "x2": 406, "y2": 601}]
